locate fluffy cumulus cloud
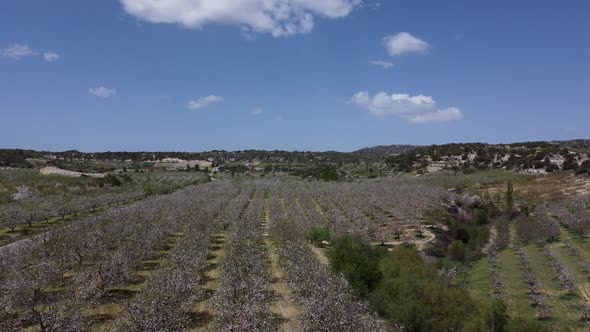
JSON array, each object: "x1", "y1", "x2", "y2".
[
  {"x1": 382, "y1": 32, "x2": 430, "y2": 56},
  {"x1": 1, "y1": 44, "x2": 36, "y2": 60},
  {"x1": 187, "y1": 95, "x2": 224, "y2": 110},
  {"x1": 89, "y1": 86, "x2": 117, "y2": 98},
  {"x1": 351, "y1": 91, "x2": 463, "y2": 124},
  {"x1": 120, "y1": 0, "x2": 361, "y2": 37},
  {"x1": 43, "y1": 51, "x2": 60, "y2": 62},
  {"x1": 369, "y1": 59, "x2": 393, "y2": 69}
]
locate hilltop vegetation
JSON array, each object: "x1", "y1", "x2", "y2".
[
  {"x1": 385, "y1": 141, "x2": 590, "y2": 175},
  {"x1": 2, "y1": 140, "x2": 589, "y2": 179},
  {"x1": 352, "y1": 144, "x2": 419, "y2": 160},
  {"x1": 0, "y1": 148, "x2": 360, "y2": 169}
]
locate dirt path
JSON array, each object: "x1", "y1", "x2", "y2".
[
  {"x1": 374, "y1": 227, "x2": 436, "y2": 251},
  {"x1": 263, "y1": 198, "x2": 302, "y2": 332},
  {"x1": 310, "y1": 245, "x2": 330, "y2": 266},
  {"x1": 190, "y1": 231, "x2": 227, "y2": 332}
]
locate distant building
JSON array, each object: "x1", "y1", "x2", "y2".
[{"x1": 153, "y1": 159, "x2": 212, "y2": 170}]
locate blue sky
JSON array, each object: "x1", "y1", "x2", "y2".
[{"x1": 1, "y1": 0, "x2": 589, "y2": 152}]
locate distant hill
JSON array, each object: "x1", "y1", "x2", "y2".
[
  {"x1": 1, "y1": 139, "x2": 589, "y2": 176},
  {"x1": 0, "y1": 149, "x2": 362, "y2": 168},
  {"x1": 549, "y1": 139, "x2": 590, "y2": 148},
  {"x1": 352, "y1": 145, "x2": 419, "y2": 160},
  {"x1": 383, "y1": 141, "x2": 590, "y2": 175}
]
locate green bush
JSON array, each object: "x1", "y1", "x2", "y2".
[
  {"x1": 293, "y1": 165, "x2": 341, "y2": 181},
  {"x1": 448, "y1": 240, "x2": 467, "y2": 261},
  {"x1": 463, "y1": 168, "x2": 476, "y2": 174},
  {"x1": 104, "y1": 174, "x2": 123, "y2": 187},
  {"x1": 484, "y1": 298, "x2": 509, "y2": 332},
  {"x1": 307, "y1": 226, "x2": 331, "y2": 246},
  {"x1": 328, "y1": 236, "x2": 546, "y2": 331},
  {"x1": 474, "y1": 209, "x2": 490, "y2": 225},
  {"x1": 575, "y1": 160, "x2": 590, "y2": 175},
  {"x1": 329, "y1": 236, "x2": 384, "y2": 297},
  {"x1": 369, "y1": 248, "x2": 481, "y2": 331},
  {"x1": 329, "y1": 236, "x2": 486, "y2": 331}
]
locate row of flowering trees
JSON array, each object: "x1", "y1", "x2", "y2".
[
  {"x1": 488, "y1": 244, "x2": 506, "y2": 300},
  {"x1": 514, "y1": 243, "x2": 551, "y2": 320},
  {"x1": 115, "y1": 194, "x2": 226, "y2": 330},
  {"x1": 267, "y1": 184, "x2": 386, "y2": 331},
  {"x1": 259, "y1": 179, "x2": 448, "y2": 244},
  {"x1": 540, "y1": 245, "x2": 576, "y2": 294},
  {"x1": 0, "y1": 169, "x2": 208, "y2": 237},
  {"x1": 551, "y1": 202, "x2": 590, "y2": 237},
  {"x1": 0, "y1": 190, "x2": 144, "y2": 234},
  {"x1": 0, "y1": 181, "x2": 236, "y2": 331},
  {"x1": 213, "y1": 188, "x2": 279, "y2": 331},
  {"x1": 515, "y1": 209, "x2": 560, "y2": 245}
]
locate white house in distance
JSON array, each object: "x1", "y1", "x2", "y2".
[{"x1": 153, "y1": 158, "x2": 213, "y2": 171}]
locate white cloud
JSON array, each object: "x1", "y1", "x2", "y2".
[
  {"x1": 407, "y1": 108, "x2": 463, "y2": 124},
  {"x1": 369, "y1": 60, "x2": 393, "y2": 69},
  {"x1": 120, "y1": 0, "x2": 361, "y2": 37},
  {"x1": 350, "y1": 91, "x2": 463, "y2": 124},
  {"x1": 43, "y1": 51, "x2": 60, "y2": 62},
  {"x1": 187, "y1": 95, "x2": 224, "y2": 110},
  {"x1": 89, "y1": 86, "x2": 117, "y2": 98},
  {"x1": 250, "y1": 107, "x2": 263, "y2": 115},
  {"x1": 275, "y1": 115, "x2": 283, "y2": 121},
  {"x1": 1, "y1": 44, "x2": 36, "y2": 60},
  {"x1": 382, "y1": 32, "x2": 430, "y2": 56}
]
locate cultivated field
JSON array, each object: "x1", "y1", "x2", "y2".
[
  {"x1": 0, "y1": 174, "x2": 456, "y2": 331},
  {"x1": 1, "y1": 169, "x2": 589, "y2": 331},
  {"x1": 469, "y1": 186, "x2": 590, "y2": 331}
]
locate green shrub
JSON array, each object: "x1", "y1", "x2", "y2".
[
  {"x1": 484, "y1": 298, "x2": 509, "y2": 332},
  {"x1": 448, "y1": 240, "x2": 467, "y2": 261},
  {"x1": 369, "y1": 248, "x2": 481, "y2": 331},
  {"x1": 307, "y1": 226, "x2": 331, "y2": 246},
  {"x1": 104, "y1": 174, "x2": 123, "y2": 187},
  {"x1": 463, "y1": 168, "x2": 476, "y2": 174},
  {"x1": 328, "y1": 236, "x2": 490, "y2": 331},
  {"x1": 329, "y1": 236, "x2": 384, "y2": 297},
  {"x1": 328, "y1": 236, "x2": 545, "y2": 331},
  {"x1": 474, "y1": 209, "x2": 490, "y2": 225}
]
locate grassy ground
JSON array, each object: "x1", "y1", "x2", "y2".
[
  {"x1": 551, "y1": 242, "x2": 590, "y2": 301},
  {"x1": 471, "y1": 171, "x2": 590, "y2": 206},
  {"x1": 469, "y1": 225, "x2": 590, "y2": 330},
  {"x1": 551, "y1": 226, "x2": 590, "y2": 302},
  {"x1": 468, "y1": 246, "x2": 536, "y2": 319},
  {"x1": 468, "y1": 257, "x2": 492, "y2": 302},
  {"x1": 523, "y1": 243, "x2": 582, "y2": 330},
  {"x1": 498, "y1": 247, "x2": 537, "y2": 319}
]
